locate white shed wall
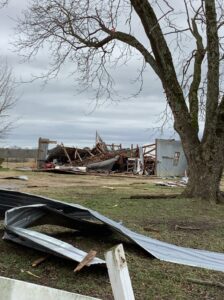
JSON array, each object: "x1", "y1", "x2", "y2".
[{"x1": 156, "y1": 139, "x2": 187, "y2": 177}]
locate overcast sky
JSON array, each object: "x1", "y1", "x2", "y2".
[{"x1": 0, "y1": 0, "x2": 179, "y2": 149}]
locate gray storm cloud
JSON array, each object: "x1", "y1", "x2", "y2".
[{"x1": 0, "y1": 0, "x2": 178, "y2": 148}]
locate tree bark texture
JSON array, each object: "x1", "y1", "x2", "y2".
[{"x1": 182, "y1": 139, "x2": 224, "y2": 203}]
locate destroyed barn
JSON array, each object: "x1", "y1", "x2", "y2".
[{"x1": 36, "y1": 134, "x2": 187, "y2": 177}]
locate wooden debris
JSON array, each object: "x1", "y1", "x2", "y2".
[
  {"x1": 155, "y1": 181, "x2": 186, "y2": 187},
  {"x1": 175, "y1": 225, "x2": 201, "y2": 231},
  {"x1": 143, "y1": 226, "x2": 160, "y2": 232},
  {"x1": 21, "y1": 269, "x2": 41, "y2": 278},
  {"x1": 46, "y1": 135, "x2": 156, "y2": 175},
  {"x1": 86, "y1": 149, "x2": 94, "y2": 157},
  {"x1": 74, "y1": 250, "x2": 97, "y2": 272},
  {"x1": 102, "y1": 186, "x2": 115, "y2": 190},
  {"x1": 61, "y1": 143, "x2": 73, "y2": 166},
  {"x1": 129, "y1": 194, "x2": 179, "y2": 199},
  {"x1": 32, "y1": 255, "x2": 50, "y2": 267},
  {"x1": 144, "y1": 148, "x2": 156, "y2": 155},
  {"x1": 26, "y1": 271, "x2": 41, "y2": 278},
  {"x1": 27, "y1": 185, "x2": 48, "y2": 188},
  {"x1": 105, "y1": 244, "x2": 135, "y2": 300},
  {"x1": 142, "y1": 143, "x2": 155, "y2": 148},
  {"x1": 187, "y1": 278, "x2": 224, "y2": 289},
  {"x1": 76, "y1": 148, "x2": 83, "y2": 162}
]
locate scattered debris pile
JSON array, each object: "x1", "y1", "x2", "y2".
[{"x1": 38, "y1": 132, "x2": 156, "y2": 175}]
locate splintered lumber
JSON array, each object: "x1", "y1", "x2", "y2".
[
  {"x1": 144, "y1": 148, "x2": 156, "y2": 155},
  {"x1": 26, "y1": 271, "x2": 41, "y2": 278},
  {"x1": 129, "y1": 194, "x2": 179, "y2": 199},
  {"x1": 86, "y1": 149, "x2": 94, "y2": 157},
  {"x1": 61, "y1": 143, "x2": 72, "y2": 165},
  {"x1": 32, "y1": 255, "x2": 50, "y2": 267},
  {"x1": 105, "y1": 244, "x2": 135, "y2": 300},
  {"x1": 21, "y1": 269, "x2": 41, "y2": 278},
  {"x1": 187, "y1": 278, "x2": 224, "y2": 289},
  {"x1": 143, "y1": 226, "x2": 160, "y2": 232},
  {"x1": 175, "y1": 225, "x2": 201, "y2": 231},
  {"x1": 74, "y1": 148, "x2": 78, "y2": 160},
  {"x1": 76, "y1": 148, "x2": 83, "y2": 162},
  {"x1": 74, "y1": 250, "x2": 97, "y2": 272},
  {"x1": 142, "y1": 143, "x2": 156, "y2": 148},
  {"x1": 96, "y1": 146, "x2": 103, "y2": 154}
]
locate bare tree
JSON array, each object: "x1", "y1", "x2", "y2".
[
  {"x1": 0, "y1": 62, "x2": 16, "y2": 138},
  {"x1": 0, "y1": 0, "x2": 8, "y2": 8},
  {"x1": 15, "y1": 0, "x2": 224, "y2": 202},
  {"x1": 0, "y1": 1, "x2": 16, "y2": 138}
]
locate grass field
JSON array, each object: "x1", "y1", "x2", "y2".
[{"x1": 0, "y1": 166, "x2": 224, "y2": 299}]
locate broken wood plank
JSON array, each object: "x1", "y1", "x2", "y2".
[
  {"x1": 175, "y1": 225, "x2": 201, "y2": 231},
  {"x1": 21, "y1": 269, "x2": 41, "y2": 279},
  {"x1": 142, "y1": 143, "x2": 156, "y2": 148},
  {"x1": 143, "y1": 226, "x2": 160, "y2": 232},
  {"x1": 74, "y1": 148, "x2": 77, "y2": 160},
  {"x1": 96, "y1": 147, "x2": 103, "y2": 154},
  {"x1": 129, "y1": 194, "x2": 179, "y2": 199},
  {"x1": 74, "y1": 250, "x2": 97, "y2": 272},
  {"x1": 76, "y1": 149, "x2": 83, "y2": 162},
  {"x1": 86, "y1": 149, "x2": 95, "y2": 157},
  {"x1": 105, "y1": 244, "x2": 135, "y2": 300},
  {"x1": 32, "y1": 255, "x2": 50, "y2": 267},
  {"x1": 144, "y1": 148, "x2": 156, "y2": 155},
  {"x1": 187, "y1": 278, "x2": 224, "y2": 289},
  {"x1": 61, "y1": 143, "x2": 73, "y2": 166}
]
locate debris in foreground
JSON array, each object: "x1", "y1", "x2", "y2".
[
  {"x1": 129, "y1": 194, "x2": 179, "y2": 199},
  {"x1": 0, "y1": 276, "x2": 100, "y2": 300},
  {"x1": 20, "y1": 269, "x2": 41, "y2": 279},
  {"x1": 187, "y1": 278, "x2": 224, "y2": 289},
  {"x1": 105, "y1": 244, "x2": 135, "y2": 300},
  {"x1": 32, "y1": 255, "x2": 50, "y2": 267},
  {"x1": 74, "y1": 250, "x2": 97, "y2": 272},
  {"x1": 0, "y1": 175, "x2": 29, "y2": 181},
  {"x1": 175, "y1": 225, "x2": 201, "y2": 231},
  {"x1": 1, "y1": 189, "x2": 224, "y2": 272}
]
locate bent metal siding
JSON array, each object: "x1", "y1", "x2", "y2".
[
  {"x1": 1, "y1": 189, "x2": 224, "y2": 273},
  {"x1": 0, "y1": 276, "x2": 101, "y2": 300}
]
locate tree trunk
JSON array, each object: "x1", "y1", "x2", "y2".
[{"x1": 183, "y1": 143, "x2": 224, "y2": 203}]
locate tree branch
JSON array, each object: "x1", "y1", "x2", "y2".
[
  {"x1": 130, "y1": 0, "x2": 200, "y2": 146},
  {"x1": 203, "y1": 0, "x2": 220, "y2": 142},
  {"x1": 188, "y1": 16, "x2": 206, "y2": 132}
]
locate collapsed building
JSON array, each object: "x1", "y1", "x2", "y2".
[{"x1": 36, "y1": 133, "x2": 187, "y2": 177}]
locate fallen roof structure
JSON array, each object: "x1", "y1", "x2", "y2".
[
  {"x1": 39, "y1": 133, "x2": 156, "y2": 175},
  {"x1": 1, "y1": 189, "x2": 224, "y2": 272},
  {"x1": 87, "y1": 155, "x2": 119, "y2": 172}
]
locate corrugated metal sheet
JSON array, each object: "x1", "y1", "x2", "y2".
[
  {"x1": 0, "y1": 190, "x2": 224, "y2": 272},
  {"x1": 0, "y1": 276, "x2": 101, "y2": 300}
]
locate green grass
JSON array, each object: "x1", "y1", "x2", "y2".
[{"x1": 0, "y1": 172, "x2": 224, "y2": 299}]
